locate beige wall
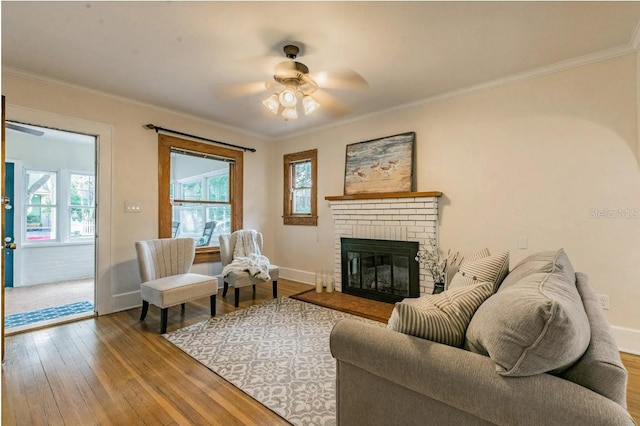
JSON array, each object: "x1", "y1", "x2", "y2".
[
  {"x1": 274, "y1": 54, "x2": 640, "y2": 349},
  {"x1": 2, "y1": 71, "x2": 273, "y2": 313},
  {"x1": 4, "y1": 53, "x2": 639, "y2": 350}
]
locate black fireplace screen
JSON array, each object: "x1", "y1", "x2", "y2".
[{"x1": 341, "y1": 238, "x2": 419, "y2": 303}]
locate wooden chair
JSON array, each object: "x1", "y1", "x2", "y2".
[
  {"x1": 135, "y1": 238, "x2": 217, "y2": 333},
  {"x1": 219, "y1": 231, "x2": 279, "y2": 307}
]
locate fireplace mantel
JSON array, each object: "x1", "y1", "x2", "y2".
[{"x1": 325, "y1": 191, "x2": 442, "y2": 201}]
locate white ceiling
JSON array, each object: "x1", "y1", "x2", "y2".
[{"x1": 3, "y1": 1, "x2": 640, "y2": 139}]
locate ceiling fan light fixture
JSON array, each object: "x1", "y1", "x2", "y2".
[
  {"x1": 282, "y1": 106, "x2": 298, "y2": 120},
  {"x1": 302, "y1": 95, "x2": 320, "y2": 115},
  {"x1": 262, "y1": 94, "x2": 280, "y2": 113},
  {"x1": 278, "y1": 88, "x2": 298, "y2": 108}
]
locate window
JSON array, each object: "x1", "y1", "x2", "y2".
[
  {"x1": 25, "y1": 170, "x2": 57, "y2": 241},
  {"x1": 24, "y1": 170, "x2": 97, "y2": 242},
  {"x1": 69, "y1": 173, "x2": 95, "y2": 239},
  {"x1": 158, "y1": 134, "x2": 243, "y2": 263},
  {"x1": 283, "y1": 149, "x2": 317, "y2": 226}
]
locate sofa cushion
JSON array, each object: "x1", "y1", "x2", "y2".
[
  {"x1": 499, "y1": 250, "x2": 558, "y2": 289},
  {"x1": 464, "y1": 249, "x2": 590, "y2": 377},
  {"x1": 387, "y1": 281, "x2": 493, "y2": 347},
  {"x1": 448, "y1": 249, "x2": 509, "y2": 292},
  {"x1": 559, "y1": 272, "x2": 628, "y2": 407}
]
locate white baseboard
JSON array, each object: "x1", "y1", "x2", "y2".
[
  {"x1": 612, "y1": 326, "x2": 640, "y2": 355},
  {"x1": 279, "y1": 267, "x2": 316, "y2": 286}
]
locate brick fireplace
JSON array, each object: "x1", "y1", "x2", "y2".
[{"x1": 326, "y1": 191, "x2": 442, "y2": 299}]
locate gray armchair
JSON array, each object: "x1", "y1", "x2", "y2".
[
  {"x1": 219, "y1": 231, "x2": 279, "y2": 307},
  {"x1": 135, "y1": 238, "x2": 218, "y2": 333}
]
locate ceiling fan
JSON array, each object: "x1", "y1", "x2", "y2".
[
  {"x1": 6, "y1": 122, "x2": 45, "y2": 136},
  {"x1": 220, "y1": 43, "x2": 368, "y2": 119}
]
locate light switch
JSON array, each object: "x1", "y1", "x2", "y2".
[
  {"x1": 125, "y1": 201, "x2": 142, "y2": 213},
  {"x1": 517, "y1": 236, "x2": 528, "y2": 249}
]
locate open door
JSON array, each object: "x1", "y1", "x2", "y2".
[{"x1": 2, "y1": 95, "x2": 6, "y2": 362}]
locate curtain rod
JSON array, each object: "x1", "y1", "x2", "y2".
[{"x1": 144, "y1": 124, "x2": 256, "y2": 153}]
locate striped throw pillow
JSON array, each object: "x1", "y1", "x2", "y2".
[
  {"x1": 448, "y1": 249, "x2": 509, "y2": 292},
  {"x1": 387, "y1": 282, "x2": 493, "y2": 347}
]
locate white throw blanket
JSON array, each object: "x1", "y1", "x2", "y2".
[{"x1": 222, "y1": 230, "x2": 271, "y2": 281}]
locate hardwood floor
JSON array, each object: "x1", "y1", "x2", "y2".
[
  {"x1": 2, "y1": 278, "x2": 639, "y2": 425},
  {"x1": 622, "y1": 352, "x2": 640, "y2": 422}
]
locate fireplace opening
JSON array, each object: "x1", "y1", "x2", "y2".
[{"x1": 341, "y1": 237, "x2": 419, "y2": 304}]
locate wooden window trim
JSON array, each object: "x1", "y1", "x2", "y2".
[
  {"x1": 283, "y1": 149, "x2": 317, "y2": 226},
  {"x1": 159, "y1": 134, "x2": 243, "y2": 263}
]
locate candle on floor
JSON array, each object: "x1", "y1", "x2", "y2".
[
  {"x1": 315, "y1": 272, "x2": 323, "y2": 293},
  {"x1": 326, "y1": 274, "x2": 334, "y2": 293}
]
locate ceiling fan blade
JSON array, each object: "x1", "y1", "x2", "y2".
[
  {"x1": 215, "y1": 81, "x2": 270, "y2": 100},
  {"x1": 265, "y1": 80, "x2": 285, "y2": 91},
  {"x1": 6, "y1": 122, "x2": 45, "y2": 136},
  {"x1": 311, "y1": 90, "x2": 352, "y2": 117},
  {"x1": 311, "y1": 69, "x2": 369, "y2": 91}
]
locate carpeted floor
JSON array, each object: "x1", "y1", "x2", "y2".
[
  {"x1": 4, "y1": 278, "x2": 94, "y2": 315},
  {"x1": 165, "y1": 297, "x2": 385, "y2": 426}
]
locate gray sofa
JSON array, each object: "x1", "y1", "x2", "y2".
[{"x1": 330, "y1": 250, "x2": 636, "y2": 426}]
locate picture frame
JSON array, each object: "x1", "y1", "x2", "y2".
[{"x1": 343, "y1": 132, "x2": 415, "y2": 195}]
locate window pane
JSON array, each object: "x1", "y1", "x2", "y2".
[
  {"x1": 26, "y1": 206, "x2": 57, "y2": 240},
  {"x1": 206, "y1": 205, "x2": 231, "y2": 237},
  {"x1": 70, "y1": 207, "x2": 95, "y2": 238},
  {"x1": 173, "y1": 203, "x2": 205, "y2": 237},
  {"x1": 27, "y1": 171, "x2": 56, "y2": 205},
  {"x1": 171, "y1": 202, "x2": 230, "y2": 247},
  {"x1": 182, "y1": 181, "x2": 202, "y2": 201},
  {"x1": 162, "y1": 136, "x2": 243, "y2": 255},
  {"x1": 171, "y1": 151, "x2": 229, "y2": 202},
  {"x1": 292, "y1": 188, "x2": 311, "y2": 214},
  {"x1": 293, "y1": 161, "x2": 311, "y2": 188},
  {"x1": 26, "y1": 170, "x2": 57, "y2": 241},
  {"x1": 207, "y1": 173, "x2": 229, "y2": 202},
  {"x1": 70, "y1": 174, "x2": 95, "y2": 207},
  {"x1": 283, "y1": 149, "x2": 317, "y2": 226},
  {"x1": 69, "y1": 174, "x2": 95, "y2": 239},
  {"x1": 170, "y1": 150, "x2": 233, "y2": 246}
]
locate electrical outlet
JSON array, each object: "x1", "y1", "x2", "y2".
[
  {"x1": 517, "y1": 236, "x2": 528, "y2": 249},
  {"x1": 596, "y1": 294, "x2": 610, "y2": 310}
]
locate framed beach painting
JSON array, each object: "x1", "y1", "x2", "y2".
[{"x1": 343, "y1": 132, "x2": 415, "y2": 195}]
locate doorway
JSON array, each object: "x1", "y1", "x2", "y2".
[{"x1": 4, "y1": 122, "x2": 96, "y2": 333}]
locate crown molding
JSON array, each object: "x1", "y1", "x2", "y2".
[
  {"x1": 5, "y1": 36, "x2": 639, "y2": 143},
  {"x1": 276, "y1": 43, "x2": 639, "y2": 142},
  {"x1": 385, "y1": 43, "x2": 638, "y2": 117},
  {"x1": 2, "y1": 67, "x2": 268, "y2": 142}
]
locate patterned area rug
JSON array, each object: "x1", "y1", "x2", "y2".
[
  {"x1": 4, "y1": 300, "x2": 94, "y2": 328},
  {"x1": 165, "y1": 297, "x2": 384, "y2": 426}
]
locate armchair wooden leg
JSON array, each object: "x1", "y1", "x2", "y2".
[
  {"x1": 222, "y1": 282, "x2": 229, "y2": 297},
  {"x1": 252, "y1": 285, "x2": 256, "y2": 297},
  {"x1": 273, "y1": 280, "x2": 278, "y2": 299},
  {"x1": 234, "y1": 287, "x2": 240, "y2": 308},
  {"x1": 140, "y1": 300, "x2": 149, "y2": 321},
  {"x1": 160, "y1": 308, "x2": 168, "y2": 334},
  {"x1": 210, "y1": 294, "x2": 216, "y2": 317},
  {"x1": 181, "y1": 303, "x2": 186, "y2": 313}
]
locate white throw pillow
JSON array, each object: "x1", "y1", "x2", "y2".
[
  {"x1": 387, "y1": 281, "x2": 493, "y2": 347},
  {"x1": 448, "y1": 249, "x2": 509, "y2": 292}
]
